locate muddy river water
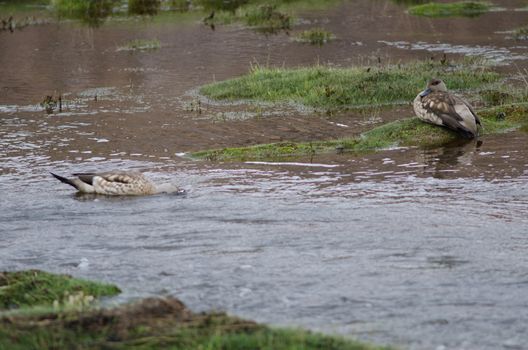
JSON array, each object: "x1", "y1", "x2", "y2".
[{"x1": 1, "y1": 1, "x2": 528, "y2": 349}]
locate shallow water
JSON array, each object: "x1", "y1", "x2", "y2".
[{"x1": 1, "y1": 1, "x2": 528, "y2": 349}]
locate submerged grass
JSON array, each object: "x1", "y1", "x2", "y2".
[
  {"x1": 294, "y1": 27, "x2": 335, "y2": 45},
  {"x1": 408, "y1": 1, "x2": 490, "y2": 17},
  {"x1": 201, "y1": 59, "x2": 499, "y2": 110},
  {"x1": 117, "y1": 38, "x2": 161, "y2": 51},
  {"x1": 191, "y1": 104, "x2": 528, "y2": 161},
  {"x1": 513, "y1": 25, "x2": 528, "y2": 40},
  {"x1": 0, "y1": 271, "x2": 387, "y2": 350},
  {"x1": 0, "y1": 270, "x2": 120, "y2": 310}
]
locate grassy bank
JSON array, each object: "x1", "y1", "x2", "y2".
[
  {"x1": 200, "y1": 59, "x2": 499, "y2": 110},
  {"x1": 0, "y1": 270, "x2": 388, "y2": 349},
  {"x1": 407, "y1": 1, "x2": 490, "y2": 17},
  {"x1": 0, "y1": 303, "x2": 388, "y2": 349},
  {"x1": 191, "y1": 104, "x2": 528, "y2": 161}
]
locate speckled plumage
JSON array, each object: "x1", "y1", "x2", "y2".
[
  {"x1": 413, "y1": 78, "x2": 481, "y2": 139},
  {"x1": 51, "y1": 171, "x2": 179, "y2": 196}
]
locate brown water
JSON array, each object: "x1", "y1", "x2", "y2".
[{"x1": 1, "y1": 1, "x2": 528, "y2": 349}]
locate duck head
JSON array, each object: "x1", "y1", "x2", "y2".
[{"x1": 419, "y1": 78, "x2": 448, "y2": 97}]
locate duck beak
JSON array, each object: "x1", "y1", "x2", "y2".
[{"x1": 419, "y1": 88, "x2": 432, "y2": 97}]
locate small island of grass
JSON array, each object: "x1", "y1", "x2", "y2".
[
  {"x1": 200, "y1": 59, "x2": 499, "y2": 110},
  {"x1": 195, "y1": 58, "x2": 528, "y2": 161},
  {"x1": 408, "y1": 1, "x2": 491, "y2": 18},
  {"x1": 190, "y1": 104, "x2": 528, "y2": 161},
  {"x1": 207, "y1": 3, "x2": 292, "y2": 32}
]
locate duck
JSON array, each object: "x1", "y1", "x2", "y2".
[
  {"x1": 413, "y1": 78, "x2": 481, "y2": 139},
  {"x1": 51, "y1": 171, "x2": 180, "y2": 196}
]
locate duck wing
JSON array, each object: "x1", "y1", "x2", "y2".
[
  {"x1": 458, "y1": 97, "x2": 482, "y2": 126},
  {"x1": 73, "y1": 171, "x2": 141, "y2": 184},
  {"x1": 421, "y1": 92, "x2": 478, "y2": 138}
]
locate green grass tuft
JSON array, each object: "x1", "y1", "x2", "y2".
[
  {"x1": 295, "y1": 27, "x2": 335, "y2": 45},
  {"x1": 0, "y1": 270, "x2": 121, "y2": 310},
  {"x1": 408, "y1": 1, "x2": 490, "y2": 18},
  {"x1": 201, "y1": 59, "x2": 499, "y2": 110}
]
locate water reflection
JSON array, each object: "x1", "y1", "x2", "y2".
[{"x1": 416, "y1": 139, "x2": 482, "y2": 176}]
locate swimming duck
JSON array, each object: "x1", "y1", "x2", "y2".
[
  {"x1": 51, "y1": 171, "x2": 180, "y2": 196},
  {"x1": 413, "y1": 78, "x2": 481, "y2": 138}
]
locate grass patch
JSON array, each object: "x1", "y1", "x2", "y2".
[
  {"x1": 0, "y1": 270, "x2": 121, "y2": 310},
  {"x1": 117, "y1": 38, "x2": 161, "y2": 51},
  {"x1": 242, "y1": 4, "x2": 291, "y2": 31},
  {"x1": 52, "y1": 0, "x2": 118, "y2": 25},
  {"x1": 191, "y1": 104, "x2": 528, "y2": 161},
  {"x1": 0, "y1": 0, "x2": 50, "y2": 14},
  {"x1": 43, "y1": 0, "x2": 341, "y2": 29},
  {"x1": 201, "y1": 59, "x2": 499, "y2": 110},
  {"x1": 206, "y1": 3, "x2": 292, "y2": 32},
  {"x1": 0, "y1": 271, "x2": 387, "y2": 350},
  {"x1": 408, "y1": 1, "x2": 491, "y2": 18},
  {"x1": 294, "y1": 27, "x2": 335, "y2": 45}
]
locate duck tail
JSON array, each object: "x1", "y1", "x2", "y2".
[{"x1": 50, "y1": 172, "x2": 78, "y2": 189}]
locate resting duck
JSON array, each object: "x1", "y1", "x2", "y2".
[
  {"x1": 413, "y1": 78, "x2": 481, "y2": 138},
  {"x1": 51, "y1": 171, "x2": 180, "y2": 196}
]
